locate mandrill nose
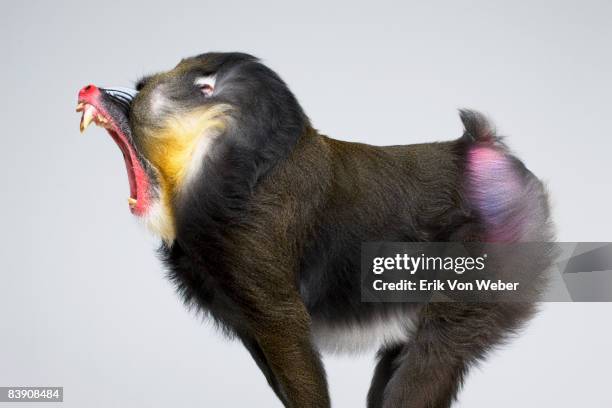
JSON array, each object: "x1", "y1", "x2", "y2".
[
  {"x1": 78, "y1": 84, "x2": 138, "y2": 104},
  {"x1": 78, "y1": 84, "x2": 101, "y2": 100},
  {"x1": 77, "y1": 84, "x2": 138, "y2": 116}
]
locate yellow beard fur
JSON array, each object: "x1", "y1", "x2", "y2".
[{"x1": 140, "y1": 104, "x2": 232, "y2": 243}]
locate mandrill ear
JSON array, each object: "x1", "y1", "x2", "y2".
[{"x1": 195, "y1": 75, "x2": 216, "y2": 97}]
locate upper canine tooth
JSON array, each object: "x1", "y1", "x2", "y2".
[
  {"x1": 127, "y1": 198, "x2": 137, "y2": 207},
  {"x1": 76, "y1": 102, "x2": 85, "y2": 112},
  {"x1": 80, "y1": 105, "x2": 95, "y2": 133}
]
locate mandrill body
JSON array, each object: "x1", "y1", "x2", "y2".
[{"x1": 76, "y1": 52, "x2": 553, "y2": 408}]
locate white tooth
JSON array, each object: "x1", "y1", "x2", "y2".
[
  {"x1": 75, "y1": 102, "x2": 85, "y2": 112},
  {"x1": 128, "y1": 198, "x2": 137, "y2": 207},
  {"x1": 80, "y1": 105, "x2": 95, "y2": 133}
]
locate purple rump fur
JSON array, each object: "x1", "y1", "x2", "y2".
[{"x1": 460, "y1": 110, "x2": 552, "y2": 243}]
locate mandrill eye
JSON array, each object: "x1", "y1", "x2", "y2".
[{"x1": 195, "y1": 75, "x2": 216, "y2": 97}]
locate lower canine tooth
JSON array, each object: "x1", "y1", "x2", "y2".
[
  {"x1": 128, "y1": 198, "x2": 137, "y2": 207},
  {"x1": 80, "y1": 105, "x2": 95, "y2": 133}
]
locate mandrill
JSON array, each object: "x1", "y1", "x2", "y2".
[{"x1": 76, "y1": 52, "x2": 553, "y2": 408}]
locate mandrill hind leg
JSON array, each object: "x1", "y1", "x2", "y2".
[
  {"x1": 367, "y1": 343, "x2": 404, "y2": 408},
  {"x1": 368, "y1": 302, "x2": 534, "y2": 408}
]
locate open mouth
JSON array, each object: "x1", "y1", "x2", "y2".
[{"x1": 76, "y1": 84, "x2": 151, "y2": 216}]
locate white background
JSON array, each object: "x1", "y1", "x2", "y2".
[{"x1": 1, "y1": 1, "x2": 611, "y2": 406}]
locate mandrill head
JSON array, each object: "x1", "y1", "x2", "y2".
[{"x1": 76, "y1": 52, "x2": 309, "y2": 244}]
